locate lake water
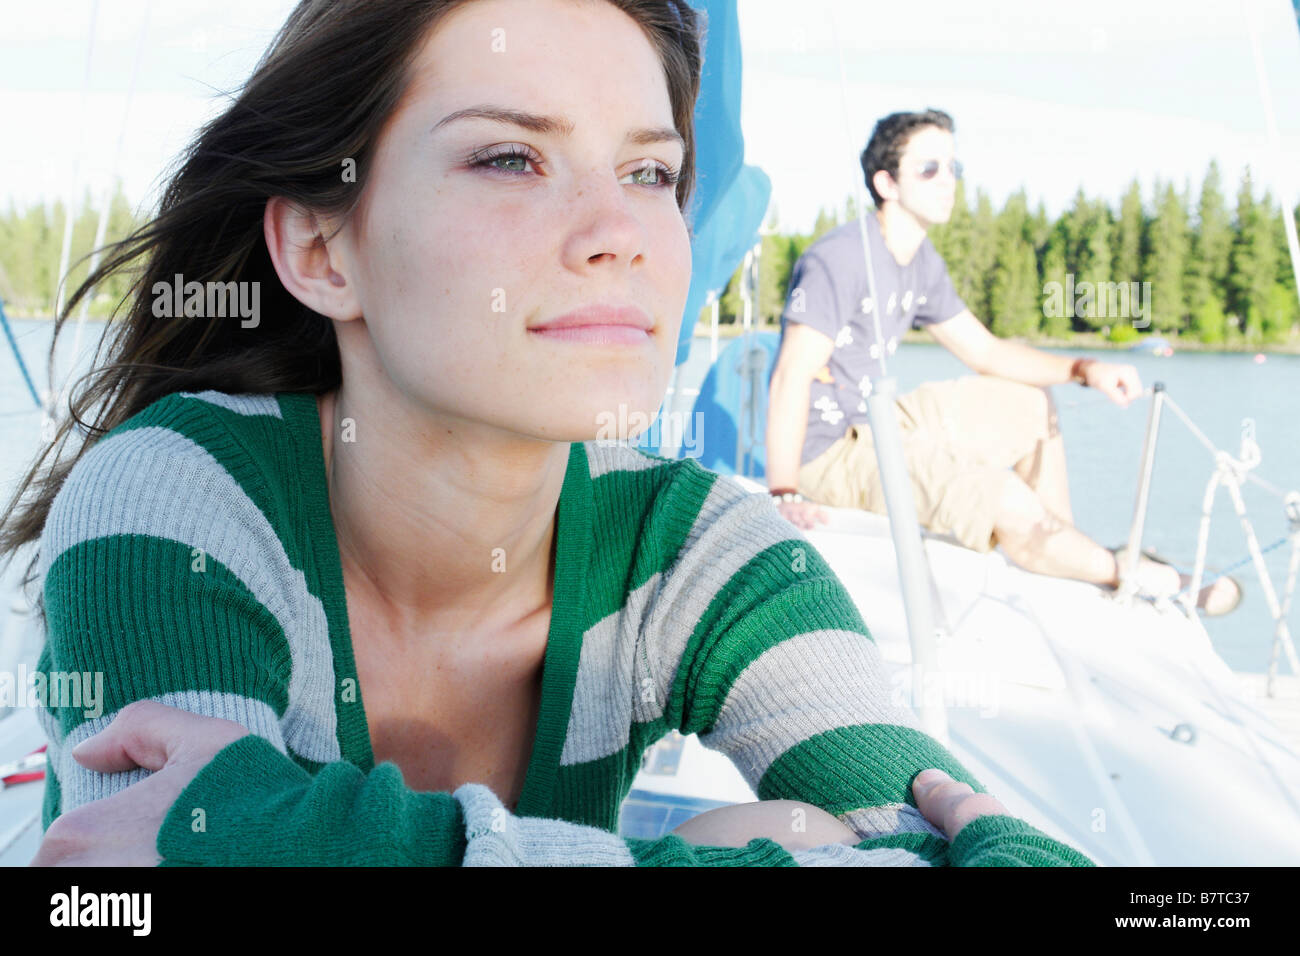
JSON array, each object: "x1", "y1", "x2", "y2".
[{"x1": 1, "y1": 318, "x2": 1297, "y2": 673}]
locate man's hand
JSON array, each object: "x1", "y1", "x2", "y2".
[
  {"x1": 31, "y1": 701, "x2": 250, "y2": 867},
  {"x1": 912, "y1": 768, "x2": 1010, "y2": 840},
  {"x1": 775, "y1": 499, "x2": 829, "y2": 530},
  {"x1": 1082, "y1": 360, "x2": 1143, "y2": 407}
]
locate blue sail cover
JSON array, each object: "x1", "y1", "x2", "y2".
[{"x1": 634, "y1": 0, "x2": 771, "y2": 454}]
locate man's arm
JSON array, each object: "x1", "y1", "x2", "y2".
[
  {"x1": 927, "y1": 310, "x2": 1143, "y2": 406},
  {"x1": 765, "y1": 323, "x2": 834, "y2": 490},
  {"x1": 927, "y1": 309, "x2": 1074, "y2": 383}
]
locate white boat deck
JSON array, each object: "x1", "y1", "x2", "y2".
[{"x1": 1235, "y1": 672, "x2": 1300, "y2": 752}]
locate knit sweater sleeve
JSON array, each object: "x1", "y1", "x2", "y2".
[
  {"x1": 633, "y1": 465, "x2": 1095, "y2": 867},
  {"x1": 153, "y1": 733, "x2": 805, "y2": 866},
  {"x1": 35, "y1": 409, "x2": 299, "y2": 830}
]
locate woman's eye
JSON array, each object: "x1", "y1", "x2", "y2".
[
  {"x1": 622, "y1": 162, "x2": 682, "y2": 190},
  {"x1": 471, "y1": 147, "x2": 538, "y2": 175},
  {"x1": 470, "y1": 148, "x2": 679, "y2": 190}
]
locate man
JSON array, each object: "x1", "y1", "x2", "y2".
[{"x1": 765, "y1": 109, "x2": 1238, "y2": 612}]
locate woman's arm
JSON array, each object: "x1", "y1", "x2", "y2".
[
  {"x1": 38, "y1": 704, "x2": 826, "y2": 866},
  {"x1": 150, "y1": 731, "x2": 805, "y2": 866}
]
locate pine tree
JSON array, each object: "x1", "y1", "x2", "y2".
[
  {"x1": 1274, "y1": 201, "x2": 1299, "y2": 296},
  {"x1": 989, "y1": 238, "x2": 1040, "y2": 337},
  {"x1": 1262, "y1": 281, "x2": 1297, "y2": 343},
  {"x1": 1229, "y1": 168, "x2": 1278, "y2": 343},
  {"x1": 1027, "y1": 200, "x2": 1052, "y2": 254},
  {"x1": 1061, "y1": 189, "x2": 1090, "y2": 273},
  {"x1": 1188, "y1": 161, "x2": 1231, "y2": 321},
  {"x1": 964, "y1": 189, "x2": 996, "y2": 323},
  {"x1": 987, "y1": 191, "x2": 1038, "y2": 336},
  {"x1": 1142, "y1": 181, "x2": 1190, "y2": 333},
  {"x1": 929, "y1": 179, "x2": 971, "y2": 286},
  {"x1": 1076, "y1": 199, "x2": 1114, "y2": 331},
  {"x1": 1040, "y1": 226, "x2": 1072, "y2": 338},
  {"x1": 758, "y1": 231, "x2": 796, "y2": 325},
  {"x1": 1191, "y1": 295, "x2": 1228, "y2": 344},
  {"x1": 1112, "y1": 179, "x2": 1143, "y2": 286}
]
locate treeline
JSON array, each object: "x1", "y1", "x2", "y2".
[
  {"x1": 710, "y1": 161, "x2": 1300, "y2": 347},
  {"x1": 3, "y1": 168, "x2": 1297, "y2": 347},
  {"x1": 0, "y1": 181, "x2": 143, "y2": 319}
]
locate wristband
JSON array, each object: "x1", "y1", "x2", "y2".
[
  {"x1": 1070, "y1": 358, "x2": 1096, "y2": 386},
  {"x1": 770, "y1": 488, "x2": 804, "y2": 504}
]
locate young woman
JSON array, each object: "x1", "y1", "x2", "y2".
[{"x1": 3, "y1": 0, "x2": 1092, "y2": 866}]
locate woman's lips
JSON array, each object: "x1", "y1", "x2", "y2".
[{"x1": 528, "y1": 324, "x2": 652, "y2": 345}]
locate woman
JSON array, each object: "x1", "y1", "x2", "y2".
[{"x1": 3, "y1": 0, "x2": 1091, "y2": 866}]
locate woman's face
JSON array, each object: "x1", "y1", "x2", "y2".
[{"x1": 336, "y1": 0, "x2": 692, "y2": 443}]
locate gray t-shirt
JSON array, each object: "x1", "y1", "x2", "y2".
[{"x1": 777, "y1": 215, "x2": 966, "y2": 466}]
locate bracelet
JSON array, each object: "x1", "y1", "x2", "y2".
[
  {"x1": 769, "y1": 488, "x2": 804, "y2": 503},
  {"x1": 1070, "y1": 358, "x2": 1096, "y2": 386}
]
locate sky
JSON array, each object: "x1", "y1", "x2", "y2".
[{"x1": 1, "y1": 0, "x2": 1298, "y2": 235}]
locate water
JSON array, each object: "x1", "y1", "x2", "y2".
[{"x1": 2, "y1": 319, "x2": 1297, "y2": 673}]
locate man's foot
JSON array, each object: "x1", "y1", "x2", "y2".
[{"x1": 1196, "y1": 575, "x2": 1243, "y2": 617}]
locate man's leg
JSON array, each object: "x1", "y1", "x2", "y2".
[
  {"x1": 1010, "y1": 388, "x2": 1075, "y2": 528},
  {"x1": 991, "y1": 473, "x2": 1179, "y2": 591},
  {"x1": 900, "y1": 376, "x2": 1078, "y2": 528}
]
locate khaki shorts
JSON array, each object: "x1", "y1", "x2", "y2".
[{"x1": 796, "y1": 376, "x2": 1052, "y2": 553}]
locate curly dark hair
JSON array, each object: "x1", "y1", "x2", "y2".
[{"x1": 859, "y1": 109, "x2": 954, "y2": 206}]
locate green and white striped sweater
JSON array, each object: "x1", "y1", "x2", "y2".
[{"x1": 35, "y1": 389, "x2": 1094, "y2": 866}]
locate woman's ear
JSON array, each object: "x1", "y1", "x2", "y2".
[{"x1": 263, "y1": 197, "x2": 363, "y2": 321}]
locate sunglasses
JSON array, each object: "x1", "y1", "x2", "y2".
[{"x1": 915, "y1": 159, "x2": 963, "y2": 181}]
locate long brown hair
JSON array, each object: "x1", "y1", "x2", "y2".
[{"x1": 0, "y1": 0, "x2": 704, "y2": 623}]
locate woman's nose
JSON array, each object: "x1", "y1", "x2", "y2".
[{"x1": 562, "y1": 171, "x2": 646, "y2": 267}]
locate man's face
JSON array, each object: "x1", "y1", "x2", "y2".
[{"x1": 883, "y1": 126, "x2": 958, "y2": 228}]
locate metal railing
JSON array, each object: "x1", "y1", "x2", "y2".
[{"x1": 1119, "y1": 383, "x2": 1300, "y2": 696}]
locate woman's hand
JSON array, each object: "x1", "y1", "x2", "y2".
[
  {"x1": 912, "y1": 768, "x2": 1010, "y2": 840},
  {"x1": 30, "y1": 701, "x2": 250, "y2": 867},
  {"x1": 775, "y1": 499, "x2": 829, "y2": 531}
]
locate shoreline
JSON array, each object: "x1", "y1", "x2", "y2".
[
  {"x1": 9, "y1": 313, "x2": 1298, "y2": 356},
  {"x1": 693, "y1": 322, "x2": 1300, "y2": 355}
]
